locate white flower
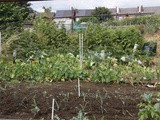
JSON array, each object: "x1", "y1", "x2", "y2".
[
  {"x1": 67, "y1": 53, "x2": 74, "y2": 57},
  {"x1": 121, "y1": 56, "x2": 126, "y2": 62},
  {"x1": 21, "y1": 62, "x2": 26, "y2": 66},
  {"x1": 137, "y1": 60, "x2": 142, "y2": 64}
]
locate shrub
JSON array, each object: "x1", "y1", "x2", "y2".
[
  {"x1": 10, "y1": 19, "x2": 69, "y2": 59},
  {"x1": 85, "y1": 24, "x2": 144, "y2": 59}
]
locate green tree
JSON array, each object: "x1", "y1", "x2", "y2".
[
  {"x1": 92, "y1": 7, "x2": 112, "y2": 23},
  {"x1": 0, "y1": 2, "x2": 31, "y2": 38},
  {"x1": 36, "y1": 7, "x2": 54, "y2": 21}
]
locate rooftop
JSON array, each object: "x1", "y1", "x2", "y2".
[{"x1": 54, "y1": 6, "x2": 160, "y2": 18}]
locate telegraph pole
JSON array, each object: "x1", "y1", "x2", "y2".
[{"x1": 71, "y1": 7, "x2": 77, "y2": 32}]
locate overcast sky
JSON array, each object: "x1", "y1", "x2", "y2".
[{"x1": 30, "y1": 0, "x2": 160, "y2": 12}]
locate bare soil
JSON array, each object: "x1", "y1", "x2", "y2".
[{"x1": 0, "y1": 80, "x2": 159, "y2": 120}]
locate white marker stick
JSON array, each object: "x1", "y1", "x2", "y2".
[{"x1": 51, "y1": 99, "x2": 55, "y2": 120}]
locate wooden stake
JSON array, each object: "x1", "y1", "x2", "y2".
[
  {"x1": 51, "y1": 99, "x2": 55, "y2": 120},
  {"x1": 78, "y1": 78, "x2": 81, "y2": 97}
]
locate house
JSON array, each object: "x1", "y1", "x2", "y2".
[
  {"x1": 54, "y1": 10, "x2": 73, "y2": 31},
  {"x1": 24, "y1": 6, "x2": 160, "y2": 31},
  {"x1": 54, "y1": 6, "x2": 160, "y2": 27},
  {"x1": 114, "y1": 6, "x2": 160, "y2": 19}
]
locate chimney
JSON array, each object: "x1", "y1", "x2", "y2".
[
  {"x1": 139, "y1": 5, "x2": 141, "y2": 13},
  {"x1": 138, "y1": 5, "x2": 143, "y2": 13},
  {"x1": 116, "y1": 7, "x2": 120, "y2": 14}
]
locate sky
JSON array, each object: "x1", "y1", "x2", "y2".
[{"x1": 30, "y1": 0, "x2": 160, "y2": 12}]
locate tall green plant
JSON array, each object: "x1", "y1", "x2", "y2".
[
  {"x1": 10, "y1": 19, "x2": 69, "y2": 59},
  {"x1": 85, "y1": 24, "x2": 144, "y2": 59}
]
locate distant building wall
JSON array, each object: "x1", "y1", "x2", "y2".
[
  {"x1": 54, "y1": 18, "x2": 72, "y2": 31},
  {"x1": 54, "y1": 6, "x2": 160, "y2": 19}
]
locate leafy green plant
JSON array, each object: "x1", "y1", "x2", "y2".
[
  {"x1": 59, "y1": 91, "x2": 71, "y2": 102},
  {"x1": 95, "y1": 90, "x2": 107, "y2": 114},
  {"x1": 54, "y1": 114, "x2": 61, "y2": 120},
  {"x1": 85, "y1": 24, "x2": 144, "y2": 59},
  {"x1": 91, "y1": 64, "x2": 121, "y2": 83},
  {"x1": 81, "y1": 92, "x2": 88, "y2": 102},
  {"x1": 138, "y1": 93, "x2": 160, "y2": 120},
  {"x1": 79, "y1": 102, "x2": 88, "y2": 112},
  {"x1": 71, "y1": 110, "x2": 89, "y2": 120},
  {"x1": 0, "y1": 53, "x2": 158, "y2": 85},
  {"x1": 31, "y1": 98, "x2": 40, "y2": 116},
  {"x1": 10, "y1": 19, "x2": 69, "y2": 59}
]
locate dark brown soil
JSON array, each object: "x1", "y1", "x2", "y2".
[{"x1": 0, "y1": 80, "x2": 159, "y2": 120}]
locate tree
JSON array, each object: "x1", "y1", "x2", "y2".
[
  {"x1": 92, "y1": 7, "x2": 112, "y2": 23},
  {"x1": 0, "y1": 2, "x2": 31, "y2": 38},
  {"x1": 42, "y1": 7, "x2": 53, "y2": 19}
]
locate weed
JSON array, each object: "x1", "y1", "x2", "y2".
[
  {"x1": 119, "y1": 98, "x2": 126, "y2": 115},
  {"x1": 71, "y1": 110, "x2": 89, "y2": 120},
  {"x1": 54, "y1": 114, "x2": 62, "y2": 120},
  {"x1": 54, "y1": 99, "x2": 60, "y2": 111},
  {"x1": 31, "y1": 98, "x2": 40, "y2": 116},
  {"x1": 59, "y1": 91, "x2": 71, "y2": 102},
  {"x1": 79, "y1": 102, "x2": 88, "y2": 112},
  {"x1": 58, "y1": 91, "x2": 72, "y2": 109},
  {"x1": 0, "y1": 86, "x2": 6, "y2": 91},
  {"x1": 13, "y1": 91, "x2": 18, "y2": 100},
  {"x1": 81, "y1": 92, "x2": 87, "y2": 102},
  {"x1": 20, "y1": 97, "x2": 28, "y2": 109},
  {"x1": 92, "y1": 115, "x2": 105, "y2": 120},
  {"x1": 96, "y1": 90, "x2": 107, "y2": 114},
  {"x1": 42, "y1": 91, "x2": 47, "y2": 97}
]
